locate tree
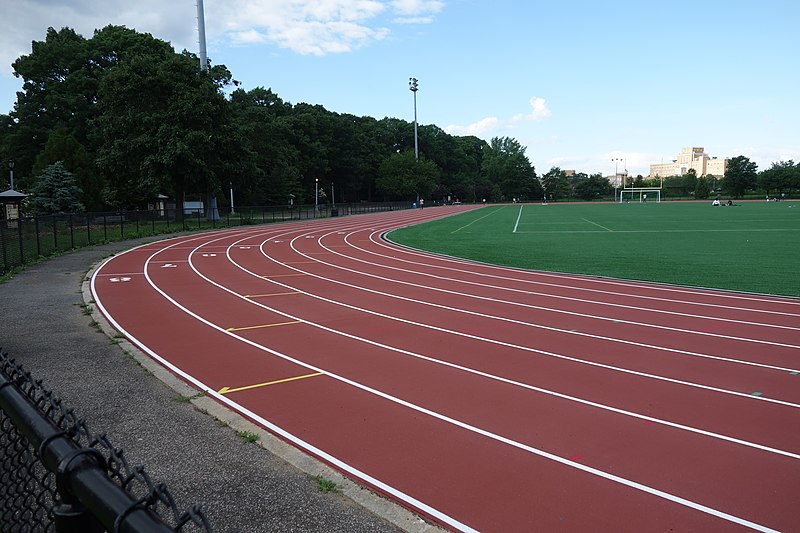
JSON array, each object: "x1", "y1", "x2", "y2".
[
  {"x1": 540, "y1": 167, "x2": 570, "y2": 201},
  {"x1": 574, "y1": 173, "x2": 613, "y2": 201},
  {"x1": 31, "y1": 124, "x2": 104, "y2": 210},
  {"x1": 694, "y1": 176, "x2": 711, "y2": 199},
  {"x1": 722, "y1": 156, "x2": 757, "y2": 198},
  {"x1": 376, "y1": 151, "x2": 439, "y2": 200},
  {"x1": 758, "y1": 160, "x2": 797, "y2": 197},
  {"x1": 481, "y1": 137, "x2": 540, "y2": 201},
  {"x1": 29, "y1": 162, "x2": 85, "y2": 214}
]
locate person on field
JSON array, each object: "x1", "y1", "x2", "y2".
[{"x1": 419, "y1": 198, "x2": 424, "y2": 209}]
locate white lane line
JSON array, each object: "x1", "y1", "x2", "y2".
[
  {"x1": 379, "y1": 232, "x2": 800, "y2": 308},
  {"x1": 330, "y1": 231, "x2": 800, "y2": 346},
  {"x1": 513, "y1": 205, "x2": 523, "y2": 233},
  {"x1": 451, "y1": 207, "x2": 505, "y2": 234},
  {"x1": 98, "y1": 232, "x2": 781, "y2": 533},
  {"x1": 368, "y1": 231, "x2": 800, "y2": 319}
]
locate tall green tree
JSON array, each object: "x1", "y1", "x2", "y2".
[
  {"x1": 574, "y1": 173, "x2": 613, "y2": 201},
  {"x1": 29, "y1": 161, "x2": 85, "y2": 214},
  {"x1": 722, "y1": 156, "x2": 757, "y2": 198},
  {"x1": 376, "y1": 151, "x2": 439, "y2": 200},
  {"x1": 758, "y1": 160, "x2": 797, "y2": 197},
  {"x1": 481, "y1": 137, "x2": 540, "y2": 201},
  {"x1": 540, "y1": 167, "x2": 570, "y2": 201}
]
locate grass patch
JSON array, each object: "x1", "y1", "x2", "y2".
[
  {"x1": 389, "y1": 201, "x2": 800, "y2": 297},
  {"x1": 175, "y1": 391, "x2": 206, "y2": 403},
  {"x1": 236, "y1": 430, "x2": 260, "y2": 443},
  {"x1": 312, "y1": 475, "x2": 338, "y2": 493}
]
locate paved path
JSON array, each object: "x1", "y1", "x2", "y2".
[{"x1": 0, "y1": 238, "x2": 434, "y2": 533}]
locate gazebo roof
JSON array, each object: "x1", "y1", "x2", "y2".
[{"x1": 0, "y1": 189, "x2": 27, "y2": 201}]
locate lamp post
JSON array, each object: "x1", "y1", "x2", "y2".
[
  {"x1": 409, "y1": 77, "x2": 419, "y2": 160},
  {"x1": 315, "y1": 177, "x2": 319, "y2": 216},
  {"x1": 8, "y1": 160, "x2": 14, "y2": 190}
]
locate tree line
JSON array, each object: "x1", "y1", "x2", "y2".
[
  {"x1": 2, "y1": 26, "x2": 797, "y2": 216},
  {"x1": 0, "y1": 26, "x2": 550, "y2": 214}
]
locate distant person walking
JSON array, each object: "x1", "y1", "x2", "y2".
[{"x1": 419, "y1": 198, "x2": 424, "y2": 209}]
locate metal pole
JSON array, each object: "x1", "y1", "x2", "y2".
[
  {"x1": 196, "y1": 0, "x2": 208, "y2": 72},
  {"x1": 8, "y1": 160, "x2": 14, "y2": 190},
  {"x1": 229, "y1": 182, "x2": 234, "y2": 214},
  {"x1": 315, "y1": 177, "x2": 319, "y2": 216},
  {"x1": 409, "y1": 78, "x2": 419, "y2": 160}
]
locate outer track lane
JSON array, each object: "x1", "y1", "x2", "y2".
[{"x1": 92, "y1": 208, "x2": 799, "y2": 532}]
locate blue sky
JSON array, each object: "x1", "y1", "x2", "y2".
[{"x1": 1, "y1": 0, "x2": 798, "y2": 177}]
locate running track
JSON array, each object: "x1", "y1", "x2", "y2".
[{"x1": 91, "y1": 206, "x2": 800, "y2": 532}]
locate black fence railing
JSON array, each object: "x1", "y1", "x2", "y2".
[
  {"x1": 0, "y1": 202, "x2": 411, "y2": 276},
  {"x1": 0, "y1": 348, "x2": 213, "y2": 532}
]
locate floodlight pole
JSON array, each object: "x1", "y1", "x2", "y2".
[
  {"x1": 409, "y1": 78, "x2": 419, "y2": 160},
  {"x1": 612, "y1": 158, "x2": 622, "y2": 201},
  {"x1": 196, "y1": 0, "x2": 208, "y2": 72}
]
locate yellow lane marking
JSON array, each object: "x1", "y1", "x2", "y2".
[
  {"x1": 226, "y1": 320, "x2": 301, "y2": 332},
  {"x1": 245, "y1": 292, "x2": 301, "y2": 298},
  {"x1": 451, "y1": 207, "x2": 506, "y2": 234},
  {"x1": 218, "y1": 372, "x2": 324, "y2": 395},
  {"x1": 261, "y1": 273, "x2": 308, "y2": 278}
]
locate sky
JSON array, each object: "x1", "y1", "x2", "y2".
[{"x1": 1, "y1": 0, "x2": 799, "y2": 177}]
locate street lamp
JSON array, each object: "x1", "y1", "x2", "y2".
[
  {"x1": 409, "y1": 77, "x2": 419, "y2": 160},
  {"x1": 315, "y1": 177, "x2": 319, "y2": 215},
  {"x1": 8, "y1": 160, "x2": 14, "y2": 190}
]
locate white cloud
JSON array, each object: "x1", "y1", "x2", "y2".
[
  {"x1": 0, "y1": 0, "x2": 445, "y2": 76},
  {"x1": 511, "y1": 97, "x2": 551, "y2": 124},
  {"x1": 444, "y1": 96, "x2": 552, "y2": 137},
  {"x1": 444, "y1": 117, "x2": 499, "y2": 136}
]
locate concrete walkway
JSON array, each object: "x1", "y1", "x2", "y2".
[{"x1": 0, "y1": 238, "x2": 440, "y2": 532}]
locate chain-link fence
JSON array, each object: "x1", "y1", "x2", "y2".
[
  {"x1": 0, "y1": 348, "x2": 213, "y2": 532},
  {"x1": 0, "y1": 202, "x2": 410, "y2": 277}
]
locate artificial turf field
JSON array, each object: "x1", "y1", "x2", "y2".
[{"x1": 388, "y1": 200, "x2": 800, "y2": 297}]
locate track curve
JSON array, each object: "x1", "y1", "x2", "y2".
[{"x1": 91, "y1": 206, "x2": 800, "y2": 532}]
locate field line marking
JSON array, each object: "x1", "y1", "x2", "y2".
[
  {"x1": 513, "y1": 205, "x2": 523, "y2": 233},
  {"x1": 218, "y1": 372, "x2": 323, "y2": 394},
  {"x1": 451, "y1": 207, "x2": 505, "y2": 234},
  {"x1": 582, "y1": 218, "x2": 614, "y2": 232}
]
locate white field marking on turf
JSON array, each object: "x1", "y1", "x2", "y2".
[
  {"x1": 451, "y1": 206, "x2": 506, "y2": 234},
  {"x1": 377, "y1": 231, "x2": 800, "y2": 311},
  {"x1": 581, "y1": 218, "x2": 614, "y2": 232},
  {"x1": 515, "y1": 228, "x2": 800, "y2": 234},
  {"x1": 381, "y1": 225, "x2": 800, "y2": 308},
  {"x1": 146, "y1": 231, "x2": 784, "y2": 532},
  {"x1": 512, "y1": 205, "x2": 523, "y2": 233},
  {"x1": 92, "y1": 259, "x2": 476, "y2": 533}
]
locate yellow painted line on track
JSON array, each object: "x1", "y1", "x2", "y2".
[
  {"x1": 245, "y1": 292, "x2": 301, "y2": 298},
  {"x1": 218, "y1": 372, "x2": 324, "y2": 395},
  {"x1": 226, "y1": 320, "x2": 302, "y2": 332},
  {"x1": 452, "y1": 207, "x2": 506, "y2": 234}
]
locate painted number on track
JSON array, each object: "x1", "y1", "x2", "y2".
[{"x1": 109, "y1": 277, "x2": 132, "y2": 283}]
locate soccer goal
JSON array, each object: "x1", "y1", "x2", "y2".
[{"x1": 619, "y1": 188, "x2": 661, "y2": 203}]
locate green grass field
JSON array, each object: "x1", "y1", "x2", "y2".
[{"x1": 388, "y1": 201, "x2": 800, "y2": 297}]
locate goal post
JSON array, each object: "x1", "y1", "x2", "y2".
[{"x1": 619, "y1": 188, "x2": 661, "y2": 203}]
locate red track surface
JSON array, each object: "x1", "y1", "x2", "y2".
[{"x1": 91, "y1": 206, "x2": 800, "y2": 532}]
